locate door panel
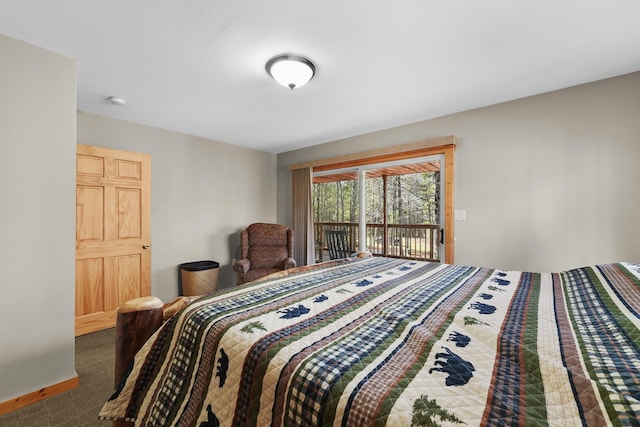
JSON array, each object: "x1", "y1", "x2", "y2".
[
  {"x1": 117, "y1": 188, "x2": 142, "y2": 238},
  {"x1": 75, "y1": 145, "x2": 151, "y2": 336},
  {"x1": 76, "y1": 186, "x2": 104, "y2": 240},
  {"x1": 75, "y1": 258, "x2": 104, "y2": 316},
  {"x1": 115, "y1": 254, "x2": 142, "y2": 304}
]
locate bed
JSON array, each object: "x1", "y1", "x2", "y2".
[{"x1": 100, "y1": 256, "x2": 640, "y2": 426}]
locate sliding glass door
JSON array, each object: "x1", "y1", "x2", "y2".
[{"x1": 313, "y1": 155, "x2": 445, "y2": 262}]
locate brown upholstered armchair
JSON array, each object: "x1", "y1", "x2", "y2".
[{"x1": 232, "y1": 223, "x2": 296, "y2": 285}]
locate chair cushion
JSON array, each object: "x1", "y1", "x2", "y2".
[
  {"x1": 247, "y1": 223, "x2": 289, "y2": 247},
  {"x1": 248, "y1": 246, "x2": 288, "y2": 269}
]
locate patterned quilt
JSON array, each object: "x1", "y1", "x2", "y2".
[{"x1": 100, "y1": 257, "x2": 640, "y2": 426}]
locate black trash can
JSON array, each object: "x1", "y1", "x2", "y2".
[{"x1": 179, "y1": 260, "x2": 219, "y2": 296}]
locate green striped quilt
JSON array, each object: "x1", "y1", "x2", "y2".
[{"x1": 100, "y1": 258, "x2": 640, "y2": 426}]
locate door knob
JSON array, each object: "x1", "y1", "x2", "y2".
[{"x1": 142, "y1": 244, "x2": 150, "y2": 249}]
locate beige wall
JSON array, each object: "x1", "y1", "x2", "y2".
[
  {"x1": 277, "y1": 72, "x2": 640, "y2": 272},
  {"x1": 0, "y1": 36, "x2": 77, "y2": 403},
  {"x1": 1, "y1": 34, "x2": 277, "y2": 405},
  {"x1": 77, "y1": 112, "x2": 277, "y2": 300}
]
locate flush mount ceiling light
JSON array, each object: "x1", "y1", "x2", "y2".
[{"x1": 266, "y1": 54, "x2": 316, "y2": 90}]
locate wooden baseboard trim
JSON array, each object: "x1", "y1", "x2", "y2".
[{"x1": 0, "y1": 375, "x2": 80, "y2": 415}]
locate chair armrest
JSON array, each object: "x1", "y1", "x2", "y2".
[
  {"x1": 233, "y1": 258, "x2": 250, "y2": 274},
  {"x1": 283, "y1": 257, "x2": 297, "y2": 270}
]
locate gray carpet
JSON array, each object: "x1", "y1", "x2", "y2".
[{"x1": 0, "y1": 328, "x2": 116, "y2": 426}]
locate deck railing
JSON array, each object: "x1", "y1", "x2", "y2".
[{"x1": 314, "y1": 222, "x2": 440, "y2": 262}]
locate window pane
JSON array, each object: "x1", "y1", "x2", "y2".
[{"x1": 312, "y1": 157, "x2": 441, "y2": 262}]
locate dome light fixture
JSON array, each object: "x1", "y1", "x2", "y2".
[{"x1": 266, "y1": 54, "x2": 316, "y2": 90}]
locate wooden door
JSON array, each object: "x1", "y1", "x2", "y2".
[{"x1": 75, "y1": 145, "x2": 151, "y2": 336}]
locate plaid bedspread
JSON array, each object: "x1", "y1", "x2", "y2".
[{"x1": 100, "y1": 258, "x2": 640, "y2": 426}]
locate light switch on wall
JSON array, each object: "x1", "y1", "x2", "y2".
[{"x1": 454, "y1": 210, "x2": 467, "y2": 221}]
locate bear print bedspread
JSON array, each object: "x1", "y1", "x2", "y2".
[{"x1": 100, "y1": 257, "x2": 640, "y2": 426}]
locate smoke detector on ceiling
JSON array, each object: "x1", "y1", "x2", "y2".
[{"x1": 108, "y1": 96, "x2": 126, "y2": 106}]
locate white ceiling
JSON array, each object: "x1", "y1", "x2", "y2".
[{"x1": 2, "y1": 1, "x2": 640, "y2": 154}]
